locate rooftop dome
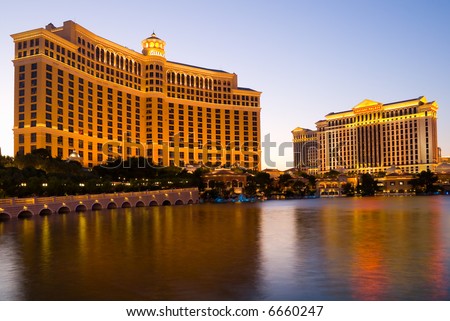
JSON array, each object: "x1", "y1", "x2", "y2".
[
  {"x1": 67, "y1": 150, "x2": 82, "y2": 164},
  {"x1": 142, "y1": 32, "x2": 166, "y2": 58}
]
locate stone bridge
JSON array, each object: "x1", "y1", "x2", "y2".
[{"x1": 0, "y1": 188, "x2": 199, "y2": 220}]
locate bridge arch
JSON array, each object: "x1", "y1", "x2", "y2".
[
  {"x1": 136, "y1": 201, "x2": 145, "y2": 207},
  {"x1": 92, "y1": 203, "x2": 102, "y2": 211},
  {"x1": 175, "y1": 200, "x2": 184, "y2": 205},
  {"x1": 187, "y1": 199, "x2": 194, "y2": 205},
  {"x1": 149, "y1": 200, "x2": 158, "y2": 206},
  {"x1": 162, "y1": 200, "x2": 171, "y2": 206},
  {"x1": 58, "y1": 206, "x2": 70, "y2": 214},
  {"x1": 107, "y1": 202, "x2": 117, "y2": 209},
  {"x1": 39, "y1": 208, "x2": 53, "y2": 216},
  {"x1": 75, "y1": 204, "x2": 87, "y2": 212},
  {"x1": 121, "y1": 201, "x2": 131, "y2": 208},
  {"x1": 18, "y1": 210, "x2": 33, "y2": 219},
  {"x1": 0, "y1": 212, "x2": 11, "y2": 220}
]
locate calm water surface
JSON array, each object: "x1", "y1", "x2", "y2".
[{"x1": 1, "y1": 197, "x2": 450, "y2": 300}]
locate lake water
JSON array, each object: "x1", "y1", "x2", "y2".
[{"x1": 1, "y1": 196, "x2": 450, "y2": 300}]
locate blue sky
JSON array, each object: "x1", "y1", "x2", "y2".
[{"x1": 1, "y1": 0, "x2": 449, "y2": 169}]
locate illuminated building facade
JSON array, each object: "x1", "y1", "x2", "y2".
[
  {"x1": 12, "y1": 21, "x2": 261, "y2": 169},
  {"x1": 291, "y1": 127, "x2": 318, "y2": 174},
  {"x1": 293, "y1": 97, "x2": 439, "y2": 174}
]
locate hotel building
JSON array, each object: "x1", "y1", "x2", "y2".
[
  {"x1": 293, "y1": 97, "x2": 439, "y2": 174},
  {"x1": 291, "y1": 127, "x2": 318, "y2": 175},
  {"x1": 11, "y1": 21, "x2": 261, "y2": 169}
]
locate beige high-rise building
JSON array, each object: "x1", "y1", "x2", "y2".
[
  {"x1": 11, "y1": 21, "x2": 261, "y2": 169},
  {"x1": 291, "y1": 127, "x2": 318, "y2": 174},
  {"x1": 293, "y1": 97, "x2": 439, "y2": 174}
]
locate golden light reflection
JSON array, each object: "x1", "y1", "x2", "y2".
[
  {"x1": 6, "y1": 198, "x2": 450, "y2": 300},
  {"x1": 78, "y1": 214, "x2": 88, "y2": 269},
  {"x1": 21, "y1": 218, "x2": 35, "y2": 243},
  {"x1": 425, "y1": 210, "x2": 447, "y2": 299},
  {"x1": 350, "y1": 211, "x2": 387, "y2": 300},
  {"x1": 125, "y1": 208, "x2": 133, "y2": 250},
  {"x1": 316, "y1": 197, "x2": 450, "y2": 300},
  {"x1": 94, "y1": 210, "x2": 102, "y2": 247},
  {"x1": 40, "y1": 216, "x2": 52, "y2": 278}
]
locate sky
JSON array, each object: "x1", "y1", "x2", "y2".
[{"x1": 0, "y1": 0, "x2": 449, "y2": 169}]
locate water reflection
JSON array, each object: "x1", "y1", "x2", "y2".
[
  {"x1": 259, "y1": 202, "x2": 299, "y2": 300},
  {"x1": 0, "y1": 224, "x2": 23, "y2": 300},
  {"x1": 0, "y1": 197, "x2": 449, "y2": 300},
  {"x1": 259, "y1": 197, "x2": 450, "y2": 300},
  {"x1": 1, "y1": 205, "x2": 263, "y2": 300}
]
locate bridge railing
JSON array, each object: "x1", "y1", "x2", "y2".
[
  {"x1": 13, "y1": 198, "x2": 36, "y2": 205},
  {"x1": 73, "y1": 195, "x2": 89, "y2": 201},
  {"x1": 0, "y1": 199, "x2": 13, "y2": 206},
  {"x1": 36, "y1": 197, "x2": 56, "y2": 204}
]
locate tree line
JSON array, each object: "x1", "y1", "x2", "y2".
[
  {"x1": 0, "y1": 148, "x2": 443, "y2": 199},
  {"x1": 0, "y1": 149, "x2": 201, "y2": 198}
]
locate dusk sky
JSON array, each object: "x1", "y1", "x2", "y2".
[{"x1": 1, "y1": 0, "x2": 449, "y2": 169}]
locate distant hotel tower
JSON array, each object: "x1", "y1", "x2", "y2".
[
  {"x1": 291, "y1": 127, "x2": 318, "y2": 175},
  {"x1": 293, "y1": 97, "x2": 439, "y2": 174},
  {"x1": 11, "y1": 21, "x2": 261, "y2": 169}
]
